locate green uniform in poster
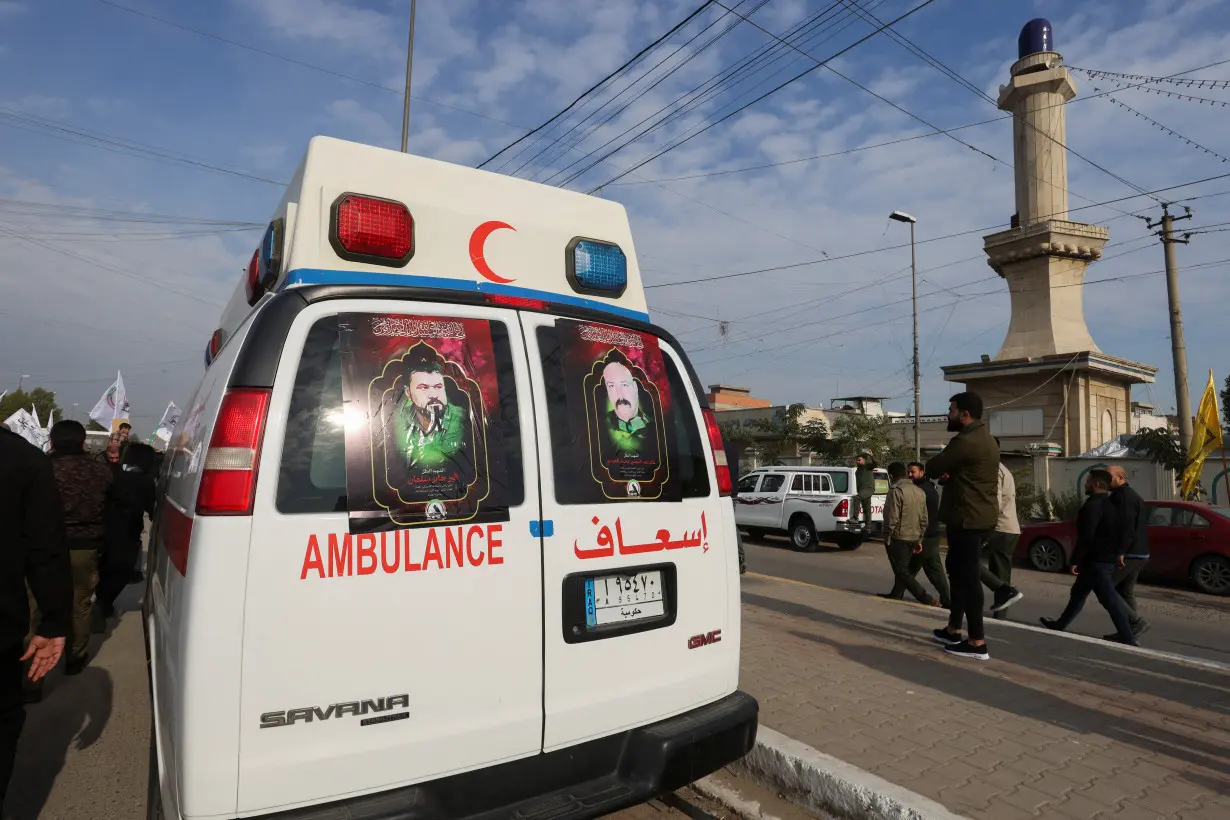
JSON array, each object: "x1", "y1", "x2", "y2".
[
  {"x1": 605, "y1": 407, "x2": 653, "y2": 455},
  {"x1": 393, "y1": 400, "x2": 467, "y2": 468}
]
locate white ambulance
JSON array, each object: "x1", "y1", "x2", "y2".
[{"x1": 144, "y1": 136, "x2": 757, "y2": 820}]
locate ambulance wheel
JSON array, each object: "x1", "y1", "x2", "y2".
[
  {"x1": 147, "y1": 723, "x2": 164, "y2": 820},
  {"x1": 789, "y1": 517, "x2": 817, "y2": 552}
]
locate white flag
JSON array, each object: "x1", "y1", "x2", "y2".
[
  {"x1": 89, "y1": 371, "x2": 131, "y2": 428},
  {"x1": 4, "y1": 408, "x2": 43, "y2": 447},
  {"x1": 30, "y1": 406, "x2": 40, "y2": 430},
  {"x1": 153, "y1": 401, "x2": 181, "y2": 444},
  {"x1": 44, "y1": 407, "x2": 55, "y2": 433}
]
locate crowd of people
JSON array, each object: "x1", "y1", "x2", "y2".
[
  {"x1": 1, "y1": 419, "x2": 158, "y2": 806},
  {"x1": 878, "y1": 391, "x2": 1151, "y2": 661}
]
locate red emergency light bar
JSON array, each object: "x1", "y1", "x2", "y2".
[{"x1": 330, "y1": 193, "x2": 414, "y2": 267}]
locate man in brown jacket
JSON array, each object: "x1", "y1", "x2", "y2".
[
  {"x1": 925, "y1": 391, "x2": 1000, "y2": 661},
  {"x1": 881, "y1": 462, "x2": 939, "y2": 606}
]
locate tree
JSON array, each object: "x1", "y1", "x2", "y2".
[
  {"x1": 0, "y1": 387, "x2": 63, "y2": 426},
  {"x1": 829, "y1": 412, "x2": 914, "y2": 465},
  {"x1": 1128, "y1": 426, "x2": 1184, "y2": 472}
]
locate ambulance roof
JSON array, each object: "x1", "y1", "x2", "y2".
[{"x1": 216, "y1": 137, "x2": 647, "y2": 343}]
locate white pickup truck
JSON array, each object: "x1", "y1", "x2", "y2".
[{"x1": 734, "y1": 466, "x2": 889, "y2": 551}]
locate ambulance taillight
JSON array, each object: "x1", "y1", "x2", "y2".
[
  {"x1": 330, "y1": 193, "x2": 414, "y2": 265},
  {"x1": 702, "y1": 409, "x2": 732, "y2": 497},
  {"x1": 196, "y1": 388, "x2": 270, "y2": 516}
]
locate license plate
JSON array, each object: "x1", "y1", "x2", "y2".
[{"x1": 585, "y1": 571, "x2": 665, "y2": 627}]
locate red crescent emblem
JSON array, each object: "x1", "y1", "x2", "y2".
[{"x1": 469, "y1": 221, "x2": 516, "y2": 284}]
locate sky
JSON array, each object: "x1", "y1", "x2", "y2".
[{"x1": 1, "y1": 0, "x2": 1229, "y2": 434}]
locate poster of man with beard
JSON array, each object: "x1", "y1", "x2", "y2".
[
  {"x1": 338, "y1": 313, "x2": 507, "y2": 531},
  {"x1": 559, "y1": 320, "x2": 678, "y2": 502}
]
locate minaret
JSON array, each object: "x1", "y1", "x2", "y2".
[
  {"x1": 941, "y1": 19, "x2": 1155, "y2": 457},
  {"x1": 987, "y1": 18, "x2": 1104, "y2": 359}
]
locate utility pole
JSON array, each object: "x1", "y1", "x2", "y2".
[
  {"x1": 400, "y1": 0, "x2": 417, "y2": 153},
  {"x1": 1146, "y1": 205, "x2": 1194, "y2": 453},
  {"x1": 890, "y1": 211, "x2": 920, "y2": 461}
]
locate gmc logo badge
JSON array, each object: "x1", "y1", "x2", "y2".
[{"x1": 688, "y1": 630, "x2": 722, "y2": 649}]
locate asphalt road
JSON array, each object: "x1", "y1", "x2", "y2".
[{"x1": 743, "y1": 532, "x2": 1230, "y2": 665}]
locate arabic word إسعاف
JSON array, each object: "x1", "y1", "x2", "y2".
[{"x1": 574, "y1": 512, "x2": 708, "y2": 559}]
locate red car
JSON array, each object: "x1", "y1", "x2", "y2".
[{"x1": 1015, "y1": 501, "x2": 1230, "y2": 596}]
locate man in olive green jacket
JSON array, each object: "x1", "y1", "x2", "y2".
[
  {"x1": 881, "y1": 462, "x2": 938, "y2": 606},
  {"x1": 925, "y1": 391, "x2": 1000, "y2": 661}
]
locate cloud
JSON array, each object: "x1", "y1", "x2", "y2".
[
  {"x1": 241, "y1": 0, "x2": 399, "y2": 52},
  {"x1": 5, "y1": 93, "x2": 70, "y2": 119},
  {"x1": 0, "y1": 1, "x2": 27, "y2": 22}
]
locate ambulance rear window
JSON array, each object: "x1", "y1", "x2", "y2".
[
  {"x1": 536, "y1": 322, "x2": 709, "y2": 504},
  {"x1": 277, "y1": 314, "x2": 525, "y2": 514}
]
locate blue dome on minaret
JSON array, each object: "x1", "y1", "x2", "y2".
[{"x1": 1018, "y1": 18, "x2": 1054, "y2": 58}]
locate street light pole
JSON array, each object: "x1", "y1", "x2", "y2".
[
  {"x1": 400, "y1": 0, "x2": 417, "y2": 153},
  {"x1": 17, "y1": 374, "x2": 29, "y2": 392},
  {"x1": 890, "y1": 211, "x2": 920, "y2": 461}
]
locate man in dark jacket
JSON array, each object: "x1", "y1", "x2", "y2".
[
  {"x1": 1108, "y1": 465, "x2": 1150, "y2": 639},
  {"x1": 95, "y1": 442, "x2": 158, "y2": 630},
  {"x1": 1, "y1": 426, "x2": 72, "y2": 806},
  {"x1": 45, "y1": 420, "x2": 112, "y2": 675},
  {"x1": 925, "y1": 391, "x2": 1000, "y2": 661},
  {"x1": 886, "y1": 462, "x2": 950, "y2": 607},
  {"x1": 1040, "y1": 469, "x2": 1137, "y2": 644},
  {"x1": 852, "y1": 454, "x2": 875, "y2": 531}
]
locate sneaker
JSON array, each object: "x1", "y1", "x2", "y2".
[
  {"x1": 1039, "y1": 617, "x2": 1063, "y2": 631},
  {"x1": 931, "y1": 628, "x2": 962, "y2": 646},
  {"x1": 944, "y1": 640, "x2": 990, "y2": 661},
  {"x1": 1131, "y1": 619, "x2": 1151, "y2": 637},
  {"x1": 65, "y1": 654, "x2": 90, "y2": 676},
  {"x1": 990, "y1": 587, "x2": 1024, "y2": 613}
]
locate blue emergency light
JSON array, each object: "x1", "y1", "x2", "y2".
[{"x1": 566, "y1": 237, "x2": 627, "y2": 297}]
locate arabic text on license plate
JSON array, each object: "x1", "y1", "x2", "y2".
[{"x1": 584, "y1": 571, "x2": 665, "y2": 627}]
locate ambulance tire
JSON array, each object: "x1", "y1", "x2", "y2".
[
  {"x1": 789, "y1": 516, "x2": 818, "y2": 552},
  {"x1": 147, "y1": 722, "x2": 164, "y2": 820}
]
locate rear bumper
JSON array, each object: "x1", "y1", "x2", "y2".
[
  {"x1": 835, "y1": 520, "x2": 882, "y2": 534},
  {"x1": 256, "y1": 691, "x2": 759, "y2": 820}
]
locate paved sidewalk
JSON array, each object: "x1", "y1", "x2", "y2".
[{"x1": 739, "y1": 573, "x2": 1230, "y2": 820}]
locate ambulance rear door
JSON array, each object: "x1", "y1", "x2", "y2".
[
  {"x1": 522, "y1": 313, "x2": 739, "y2": 752},
  {"x1": 236, "y1": 296, "x2": 543, "y2": 814}
]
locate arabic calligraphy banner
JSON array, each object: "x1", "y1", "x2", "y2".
[
  {"x1": 559, "y1": 320, "x2": 680, "y2": 502},
  {"x1": 339, "y1": 313, "x2": 510, "y2": 532}
]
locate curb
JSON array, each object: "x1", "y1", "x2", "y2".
[{"x1": 732, "y1": 726, "x2": 967, "y2": 820}]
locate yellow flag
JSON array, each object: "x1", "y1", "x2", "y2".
[{"x1": 1180, "y1": 370, "x2": 1225, "y2": 499}]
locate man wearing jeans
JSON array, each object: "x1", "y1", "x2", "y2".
[
  {"x1": 1040, "y1": 469, "x2": 1138, "y2": 644},
  {"x1": 881, "y1": 462, "x2": 937, "y2": 606},
  {"x1": 925, "y1": 392, "x2": 1001, "y2": 661}
]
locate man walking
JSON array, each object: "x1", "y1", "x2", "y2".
[
  {"x1": 1040, "y1": 469, "x2": 1137, "y2": 644},
  {"x1": 1, "y1": 423, "x2": 71, "y2": 808},
  {"x1": 982, "y1": 438, "x2": 1024, "y2": 618},
  {"x1": 926, "y1": 392, "x2": 1000, "y2": 661},
  {"x1": 881, "y1": 462, "x2": 939, "y2": 606},
  {"x1": 852, "y1": 454, "x2": 875, "y2": 531},
  {"x1": 886, "y1": 463, "x2": 950, "y2": 608},
  {"x1": 45, "y1": 420, "x2": 112, "y2": 676},
  {"x1": 1108, "y1": 465, "x2": 1150, "y2": 640}
]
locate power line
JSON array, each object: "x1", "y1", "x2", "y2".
[
  {"x1": 0, "y1": 197, "x2": 262, "y2": 227},
  {"x1": 1070, "y1": 66, "x2": 1230, "y2": 90},
  {"x1": 644, "y1": 170, "x2": 1230, "y2": 290},
  {"x1": 830, "y1": 0, "x2": 1152, "y2": 201},
  {"x1": 615, "y1": 56, "x2": 1230, "y2": 186},
  {"x1": 0, "y1": 107, "x2": 285, "y2": 186},
  {"x1": 578, "y1": 0, "x2": 942, "y2": 192},
  {"x1": 479, "y1": 0, "x2": 718, "y2": 170},
  {"x1": 547, "y1": 0, "x2": 877, "y2": 187},
  {"x1": 91, "y1": 0, "x2": 527, "y2": 133}
]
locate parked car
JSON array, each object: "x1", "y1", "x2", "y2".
[
  {"x1": 734, "y1": 466, "x2": 889, "y2": 551},
  {"x1": 1015, "y1": 500, "x2": 1230, "y2": 595}
]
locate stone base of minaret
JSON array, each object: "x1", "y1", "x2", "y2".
[{"x1": 942, "y1": 353, "x2": 1155, "y2": 456}]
